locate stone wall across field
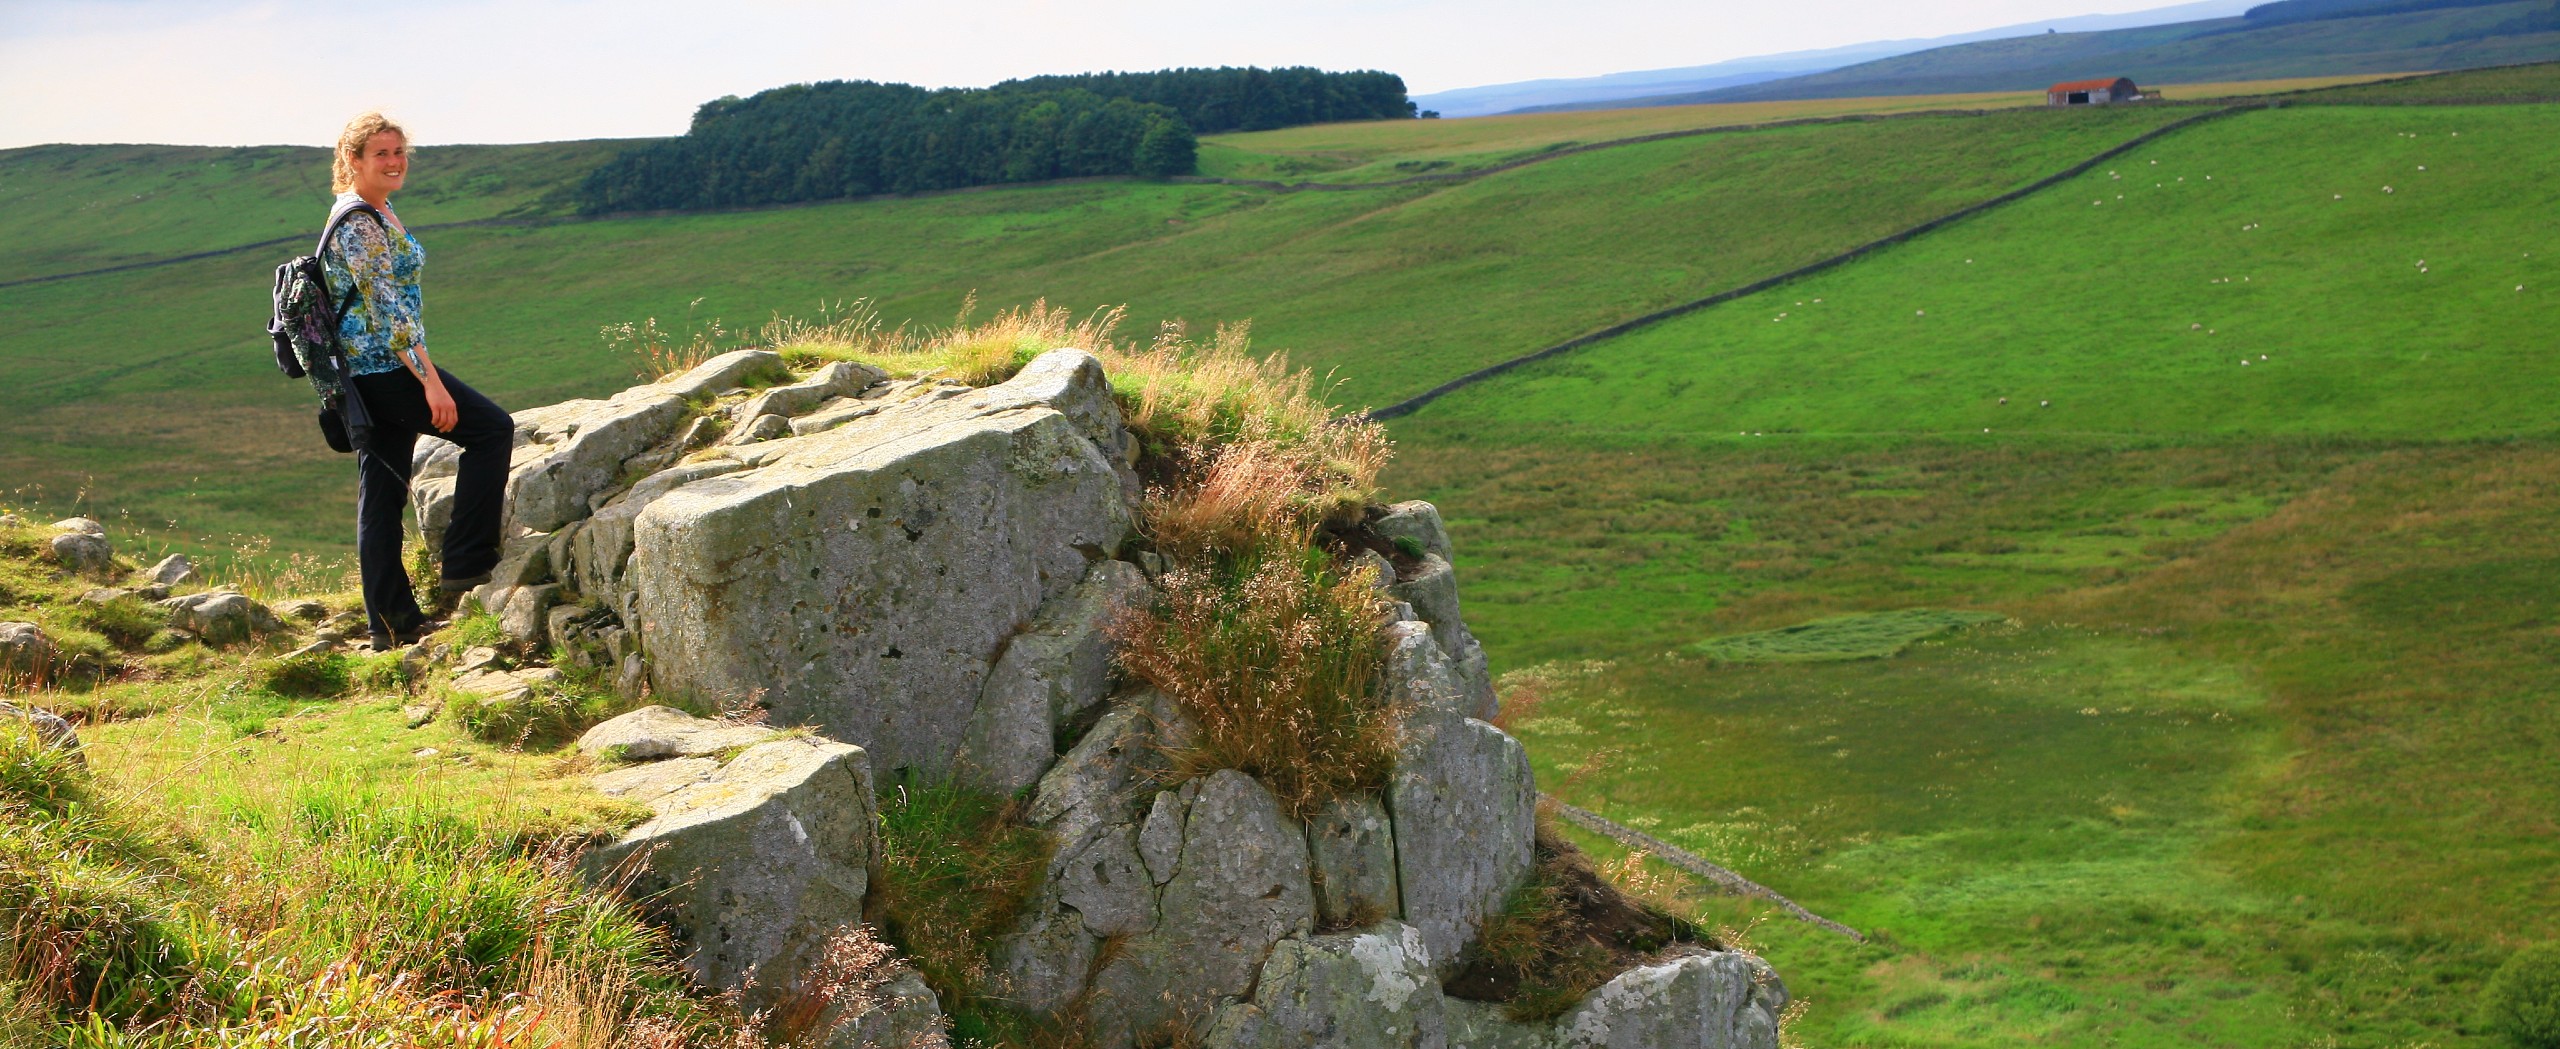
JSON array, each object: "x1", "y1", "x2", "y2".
[{"x1": 421, "y1": 349, "x2": 1788, "y2": 1047}]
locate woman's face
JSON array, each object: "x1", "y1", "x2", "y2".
[{"x1": 351, "y1": 131, "x2": 408, "y2": 199}]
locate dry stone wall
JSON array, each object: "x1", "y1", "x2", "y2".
[{"x1": 425, "y1": 350, "x2": 1785, "y2": 1047}]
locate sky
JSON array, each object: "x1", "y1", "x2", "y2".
[{"x1": 4, "y1": 0, "x2": 2196, "y2": 148}]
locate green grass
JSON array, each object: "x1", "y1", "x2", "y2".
[
  {"x1": 0, "y1": 139, "x2": 635, "y2": 283},
  {"x1": 0, "y1": 105, "x2": 2190, "y2": 554},
  {"x1": 1498, "y1": 441, "x2": 2560, "y2": 1045},
  {"x1": 1689, "y1": 609, "x2": 2007, "y2": 663},
  {"x1": 1409, "y1": 105, "x2": 2559, "y2": 441}
]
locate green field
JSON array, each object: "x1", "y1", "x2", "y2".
[
  {"x1": 5, "y1": 68, "x2": 2557, "y2": 1046},
  {"x1": 1378, "y1": 94, "x2": 2557, "y2": 1046},
  {"x1": 0, "y1": 105, "x2": 2189, "y2": 550}
]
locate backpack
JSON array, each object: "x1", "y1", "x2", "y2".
[{"x1": 267, "y1": 199, "x2": 384, "y2": 454}]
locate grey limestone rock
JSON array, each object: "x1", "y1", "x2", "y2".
[
  {"x1": 1202, "y1": 921, "x2": 1447, "y2": 1049},
  {"x1": 414, "y1": 350, "x2": 785, "y2": 540},
  {"x1": 591, "y1": 756, "x2": 720, "y2": 802},
  {"x1": 0, "y1": 622, "x2": 56, "y2": 675},
  {"x1": 159, "y1": 591, "x2": 285, "y2": 645},
  {"x1": 1309, "y1": 795, "x2": 1401, "y2": 929},
  {"x1": 734, "y1": 360, "x2": 885, "y2": 422},
  {"x1": 572, "y1": 458, "x2": 744, "y2": 600},
  {"x1": 498, "y1": 583, "x2": 560, "y2": 647},
  {"x1": 728, "y1": 413, "x2": 793, "y2": 444},
  {"x1": 1089, "y1": 769, "x2": 1315, "y2": 1047},
  {"x1": 50, "y1": 517, "x2": 104, "y2": 537},
  {"x1": 577, "y1": 705, "x2": 777, "y2": 760},
  {"x1": 956, "y1": 558, "x2": 1150, "y2": 793},
  {"x1": 993, "y1": 701, "x2": 1166, "y2": 1015},
  {"x1": 1138, "y1": 786, "x2": 1189, "y2": 885},
  {"x1": 588, "y1": 737, "x2": 877, "y2": 1007},
  {"x1": 49, "y1": 532, "x2": 113, "y2": 575},
  {"x1": 828, "y1": 968, "x2": 951, "y2": 1049},
  {"x1": 1388, "y1": 703, "x2": 1537, "y2": 971},
  {"x1": 1550, "y1": 951, "x2": 1787, "y2": 1049},
  {"x1": 0, "y1": 699, "x2": 80, "y2": 760},
  {"x1": 141, "y1": 553, "x2": 193, "y2": 587},
  {"x1": 1446, "y1": 1002, "x2": 1559, "y2": 1049},
  {"x1": 654, "y1": 348, "x2": 794, "y2": 400},
  {"x1": 1388, "y1": 555, "x2": 1497, "y2": 720},
  {"x1": 630, "y1": 349, "x2": 1134, "y2": 778},
  {"x1": 1374, "y1": 502, "x2": 1453, "y2": 563},
  {"x1": 792, "y1": 398, "x2": 882, "y2": 436},
  {"x1": 278, "y1": 599, "x2": 329, "y2": 623}
]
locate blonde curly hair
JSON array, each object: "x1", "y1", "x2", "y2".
[{"x1": 331, "y1": 111, "x2": 409, "y2": 194}]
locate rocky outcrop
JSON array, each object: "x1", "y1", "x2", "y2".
[
  {"x1": 460, "y1": 355, "x2": 1788, "y2": 1048},
  {"x1": 630, "y1": 350, "x2": 1134, "y2": 779},
  {"x1": 587, "y1": 735, "x2": 878, "y2": 1009}
]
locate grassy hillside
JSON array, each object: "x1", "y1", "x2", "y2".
[
  {"x1": 1683, "y1": 4, "x2": 2558, "y2": 102},
  {"x1": 0, "y1": 106, "x2": 2189, "y2": 551},
  {"x1": 0, "y1": 139, "x2": 634, "y2": 283},
  {"x1": 1381, "y1": 99, "x2": 2558, "y2": 1046},
  {"x1": 1197, "y1": 74, "x2": 2392, "y2": 183},
  {"x1": 7, "y1": 82, "x2": 2557, "y2": 1047}
]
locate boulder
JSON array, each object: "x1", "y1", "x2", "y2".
[
  {"x1": 278, "y1": 599, "x2": 329, "y2": 623},
  {"x1": 572, "y1": 459, "x2": 745, "y2": 600},
  {"x1": 995, "y1": 703, "x2": 1166, "y2": 1014},
  {"x1": 1550, "y1": 951, "x2": 1788, "y2": 1049},
  {"x1": 733, "y1": 361, "x2": 885, "y2": 423},
  {"x1": 793, "y1": 398, "x2": 883, "y2": 436},
  {"x1": 415, "y1": 351, "x2": 786, "y2": 539},
  {"x1": 1388, "y1": 704, "x2": 1537, "y2": 971},
  {"x1": 50, "y1": 517, "x2": 105, "y2": 537},
  {"x1": 1388, "y1": 555, "x2": 1497, "y2": 720},
  {"x1": 653, "y1": 348, "x2": 794, "y2": 400},
  {"x1": 159, "y1": 591, "x2": 286, "y2": 645},
  {"x1": 587, "y1": 737, "x2": 877, "y2": 1006},
  {"x1": 1309, "y1": 795, "x2": 1402, "y2": 930},
  {"x1": 591, "y1": 756, "x2": 720, "y2": 802},
  {"x1": 49, "y1": 532, "x2": 113, "y2": 575},
  {"x1": 631, "y1": 349, "x2": 1134, "y2": 778},
  {"x1": 498, "y1": 583, "x2": 560, "y2": 647},
  {"x1": 827, "y1": 968, "x2": 951, "y2": 1049},
  {"x1": 78, "y1": 588, "x2": 134, "y2": 605},
  {"x1": 577, "y1": 705, "x2": 777, "y2": 760},
  {"x1": 1089, "y1": 769, "x2": 1315, "y2": 1047},
  {"x1": 1202, "y1": 922, "x2": 1446, "y2": 1049},
  {"x1": 1374, "y1": 502, "x2": 1453, "y2": 564},
  {"x1": 728, "y1": 413, "x2": 793, "y2": 444},
  {"x1": 0, "y1": 622, "x2": 57, "y2": 676},
  {"x1": 955, "y1": 558, "x2": 1150, "y2": 793},
  {"x1": 141, "y1": 553, "x2": 193, "y2": 587},
  {"x1": 0, "y1": 700, "x2": 80, "y2": 760}
]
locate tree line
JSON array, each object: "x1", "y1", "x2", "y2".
[
  {"x1": 579, "y1": 67, "x2": 1412, "y2": 213},
  {"x1": 990, "y1": 67, "x2": 1414, "y2": 133}
]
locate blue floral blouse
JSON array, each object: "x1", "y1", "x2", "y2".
[{"x1": 321, "y1": 192, "x2": 426, "y2": 377}]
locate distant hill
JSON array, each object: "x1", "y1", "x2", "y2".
[
  {"x1": 1411, "y1": 0, "x2": 2261, "y2": 116},
  {"x1": 1614, "y1": 0, "x2": 2557, "y2": 104}
]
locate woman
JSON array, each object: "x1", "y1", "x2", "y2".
[{"x1": 324, "y1": 111, "x2": 514, "y2": 650}]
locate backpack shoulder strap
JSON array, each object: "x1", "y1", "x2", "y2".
[{"x1": 315, "y1": 199, "x2": 386, "y2": 259}]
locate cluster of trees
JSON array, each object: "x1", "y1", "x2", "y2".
[
  {"x1": 580, "y1": 67, "x2": 1414, "y2": 213},
  {"x1": 991, "y1": 67, "x2": 1415, "y2": 133},
  {"x1": 580, "y1": 81, "x2": 1197, "y2": 212}
]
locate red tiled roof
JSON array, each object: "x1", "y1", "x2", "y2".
[{"x1": 2050, "y1": 77, "x2": 2132, "y2": 93}]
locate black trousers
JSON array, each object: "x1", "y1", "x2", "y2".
[{"x1": 351, "y1": 367, "x2": 513, "y2": 638}]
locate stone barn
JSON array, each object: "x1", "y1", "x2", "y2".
[{"x1": 2048, "y1": 77, "x2": 2144, "y2": 105}]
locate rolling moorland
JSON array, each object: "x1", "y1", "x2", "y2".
[
  {"x1": 4, "y1": 63, "x2": 2558, "y2": 1046},
  {"x1": 1668, "y1": 0, "x2": 2559, "y2": 103}
]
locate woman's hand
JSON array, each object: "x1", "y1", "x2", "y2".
[{"x1": 424, "y1": 374, "x2": 459, "y2": 433}]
